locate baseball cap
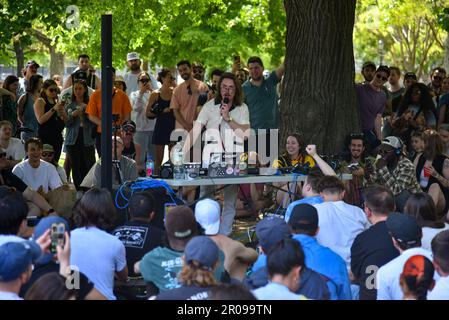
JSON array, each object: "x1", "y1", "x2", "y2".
[
  {"x1": 26, "y1": 60, "x2": 40, "y2": 69},
  {"x1": 402, "y1": 255, "x2": 432, "y2": 278},
  {"x1": 115, "y1": 75, "x2": 125, "y2": 83},
  {"x1": 33, "y1": 216, "x2": 70, "y2": 265},
  {"x1": 195, "y1": 199, "x2": 220, "y2": 235},
  {"x1": 165, "y1": 206, "x2": 197, "y2": 239},
  {"x1": 362, "y1": 61, "x2": 376, "y2": 69},
  {"x1": 0, "y1": 241, "x2": 42, "y2": 281},
  {"x1": 42, "y1": 144, "x2": 54, "y2": 152},
  {"x1": 73, "y1": 70, "x2": 88, "y2": 81},
  {"x1": 382, "y1": 136, "x2": 403, "y2": 149},
  {"x1": 386, "y1": 213, "x2": 422, "y2": 246},
  {"x1": 121, "y1": 120, "x2": 136, "y2": 131},
  {"x1": 184, "y1": 236, "x2": 219, "y2": 271},
  {"x1": 404, "y1": 72, "x2": 417, "y2": 80},
  {"x1": 256, "y1": 216, "x2": 291, "y2": 251},
  {"x1": 288, "y1": 204, "x2": 319, "y2": 231},
  {"x1": 127, "y1": 52, "x2": 140, "y2": 62}
]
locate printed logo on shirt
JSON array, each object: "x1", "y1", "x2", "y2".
[{"x1": 114, "y1": 226, "x2": 148, "y2": 249}]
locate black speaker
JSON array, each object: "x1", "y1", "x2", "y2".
[{"x1": 160, "y1": 161, "x2": 173, "y2": 179}]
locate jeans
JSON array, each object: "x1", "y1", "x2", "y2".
[{"x1": 200, "y1": 184, "x2": 238, "y2": 236}]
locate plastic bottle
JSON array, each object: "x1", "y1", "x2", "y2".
[
  {"x1": 146, "y1": 154, "x2": 154, "y2": 177},
  {"x1": 172, "y1": 142, "x2": 184, "y2": 180}
]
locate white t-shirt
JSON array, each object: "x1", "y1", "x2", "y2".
[
  {"x1": 376, "y1": 247, "x2": 436, "y2": 300},
  {"x1": 12, "y1": 160, "x2": 62, "y2": 193},
  {"x1": 124, "y1": 72, "x2": 159, "y2": 97},
  {"x1": 70, "y1": 227, "x2": 127, "y2": 300},
  {"x1": 4, "y1": 138, "x2": 25, "y2": 161},
  {"x1": 0, "y1": 291, "x2": 23, "y2": 300},
  {"x1": 314, "y1": 201, "x2": 370, "y2": 269},
  {"x1": 196, "y1": 99, "x2": 250, "y2": 167},
  {"x1": 428, "y1": 276, "x2": 449, "y2": 300},
  {"x1": 129, "y1": 91, "x2": 155, "y2": 132},
  {"x1": 422, "y1": 224, "x2": 449, "y2": 251}
]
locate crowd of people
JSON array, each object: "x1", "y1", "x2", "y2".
[{"x1": 0, "y1": 54, "x2": 449, "y2": 301}]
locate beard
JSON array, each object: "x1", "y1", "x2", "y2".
[
  {"x1": 129, "y1": 64, "x2": 140, "y2": 72},
  {"x1": 181, "y1": 73, "x2": 191, "y2": 81}
]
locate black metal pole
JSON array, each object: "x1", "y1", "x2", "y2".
[{"x1": 101, "y1": 14, "x2": 112, "y2": 191}]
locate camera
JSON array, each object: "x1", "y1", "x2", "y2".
[
  {"x1": 160, "y1": 161, "x2": 173, "y2": 179},
  {"x1": 151, "y1": 102, "x2": 165, "y2": 116},
  {"x1": 347, "y1": 163, "x2": 360, "y2": 171}
]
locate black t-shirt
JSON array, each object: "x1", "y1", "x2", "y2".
[
  {"x1": 19, "y1": 261, "x2": 94, "y2": 299},
  {"x1": 113, "y1": 220, "x2": 165, "y2": 277},
  {"x1": 350, "y1": 221, "x2": 400, "y2": 300},
  {"x1": 1, "y1": 170, "x2": 27, "y2": 192},
  {"x1": 155, "y1": 285, "x2": 213, "y2": 300}
]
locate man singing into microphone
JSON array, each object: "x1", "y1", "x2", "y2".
[{"x1": 183, "y1": 73, "x2": 250, "y2": 235}]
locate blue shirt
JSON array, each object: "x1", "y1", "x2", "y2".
[
  {"x1": 251, "y1": 254, "x2": 267, "y2": 273},
  {"x1": 285, "y1": 195, "x2": 324, "y2": 223},
  {"x1": 292, "y1": 234, "x2": 352, "y2": 300}
]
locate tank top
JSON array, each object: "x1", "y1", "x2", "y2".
[{"x1": 37, "y1": 98, "x2": 65, "y2": 139}]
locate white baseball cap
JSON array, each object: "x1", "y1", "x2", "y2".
[
  {"x1": 195, "y1": 199, "x2": 221, "y2": 235},
  {"x1": 127, "y1": 52, "x2": 140, "y2": 62}
]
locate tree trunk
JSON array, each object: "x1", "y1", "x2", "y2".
[
  {"x1": 444, "y1": 34, "x2": 449, "y2": 73},
  {"x1": 49, "y1": 47, "x2": 65, "y2": 78},
  {"x1": 13, "y1": 40, "x2": 25, "y2": 77},
  {"x1": 280, "y1": 0, "x2": 359, "y2": 155}
]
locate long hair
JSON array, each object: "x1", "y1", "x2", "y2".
[
  {"x1": 71, "y1": 79, "x2": 89, "y2": 104},
  {"x1": 71, "y1": 188, "x2": 116, "y2": 230},
  {"x1": 40, "y1": 79, "x2": 58, "y2": 100},
  {"x1": 25, "y1": 272, "x2": 76, "y2": 300},
  {"x1": 397, "y1": 82, "x2": 436, "y2": 116},
  {"x1": 178, "y1": 260, "x2": 218, "y2": 287},
  {"x1": 2, "y1": 75, "x2": 19, "y2": 91},
  {"x1": 282, "y1": 133, "x2": 306, "y2": 161},
  {"x1": 422, "y1": 129, "x2": 444, "y2": 161},
  {"x1": 27, "y1": 74, "x2": 43, "y2": 94},
  {"x1": 404, "y1": 192, "x2": 445, "y2": 229},
  {"x1": 216, "y1": 72, "x2": 243, "y2": 106}
]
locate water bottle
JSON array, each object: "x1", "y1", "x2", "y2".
[
  {"x1": 146, "y1": 154, "x2": 154, "y2": 177},
  {"x1": 172, "y1": 142, "x2": 184, "y2": 180}
]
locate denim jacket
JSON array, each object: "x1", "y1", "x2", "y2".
[{"x1": 65, "y1": 102, "x2": 96, "y2": 146}]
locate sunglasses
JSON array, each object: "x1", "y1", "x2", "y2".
[
  {"x1": 0, "y1": 152, "x2": 6, "y2": 158},
  {"x1": 139, "y1": 78, "x2": 149, "y2": 83},
  {"x1": 122, "y1": 127, "x2": 135, "y2": 133},
  {"x1": 48, "y1": 88, "x2": 58, "y2": 93},
  {"x1": 378, "y1": 148, "x2": 394, "y2": 155},
  {"x1": 433, "y1": 76, "x2": 442, "y2": 81},
  {"x1": 42, "y1": 152, "x2": 54, "y2": 157},
  {"x1": 187, "y1": 85, "x2": 192, "y2": 95},
  {"x1": 376, "y1": 74, "x2": 388, "y2": 81}
]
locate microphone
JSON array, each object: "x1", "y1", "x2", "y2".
[{"x1": 223, "y1": 97, "x2": 229, "y2": 104}]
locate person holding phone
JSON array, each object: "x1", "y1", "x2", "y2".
[{"x1": 34, "y1": 79, "x2": 67, "y2": 163}]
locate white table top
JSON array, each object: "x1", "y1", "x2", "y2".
[{"x1": 160, "y1": 173, "x2": 352, "y2": 187}]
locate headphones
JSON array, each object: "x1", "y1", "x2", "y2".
[{"x1": 382, "y1": 137, "x2": 403, "y2": 156}]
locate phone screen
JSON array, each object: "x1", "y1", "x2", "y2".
[{"x1": 50, "y1": 223, "x2": 65, "y2": 254}]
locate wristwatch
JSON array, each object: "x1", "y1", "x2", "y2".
[{"x1": 225, "y1": 117, "x2": 233, "y2": 123}]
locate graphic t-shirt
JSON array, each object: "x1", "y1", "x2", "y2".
[
  {"x1": 113, "y1": 221, "x2": 165, "y2": 277},
  {"x1": 155, "y1": 285, "x2": 213, "y2": 300}
]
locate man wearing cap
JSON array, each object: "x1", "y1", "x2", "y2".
[
  {"x1": 136, "y1": 206, "x2": 225, "y2": 295},
  {"x1": 391, "y1": 72, "x2": 417, "y2": 114},
  {"x1": 356, "y1": 65, "x2": 390, "y2": 153},
  {"x1": 86, "y1": 67, "x2": 132, "y2": 156},
  {"x1": 17, "y1": 60, "x2": 39, "y2": 98},
  {"x1": 82, "y1": 135, "x2": 137, "y2": 189},
  {"x1": 120, "y1": 120, "x2": 143, "y2": 173},
  {"x1": 367, "y1": 136, "x2": 421, "y2": 212},
  {"x1": 123, "y1": 52, "x2": 159, "y2": 97},
  {"x1": 376, "y1": 213, "x2": 436, "y2": 300},
  {"x1": 288, "y1": 203, "x2": 352, "y2": 300},
  {"x1": 155, "y1": 236, "x2": 220, "y2": 300},
  {"x1": 0, "y1": 241, "x2": 42, "y2": 300},
  {"x1": 361, "y1": 61, "x2": 376, "y2": 84},
  {"x1": 62, "y1": 54, "x2": 101, "y2": 91},
  {"x1": 194, "y1": 198, "x2": 258, "y2": 281},
  {"x1": 244, "y1": 216, "x2": 330, "y2": 300},
  {"x1": 350, "y1": 185, "x2": 400, "y2": 300},
  {"x1": 41, "y1": 144, "x2": 68, "y2": 184}
]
